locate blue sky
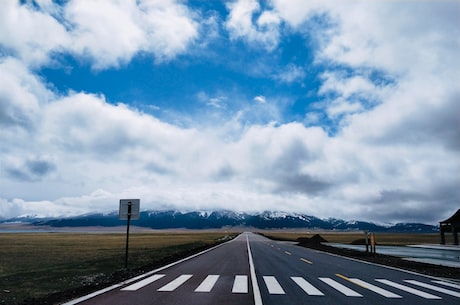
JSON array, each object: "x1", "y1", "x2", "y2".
[{"x1": 1, "y1": 0, "x2": 459, "y2": 224}]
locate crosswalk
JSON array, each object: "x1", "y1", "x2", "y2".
[{"x1": 120, "y1": 273, "x2": 460, "y2": 300}]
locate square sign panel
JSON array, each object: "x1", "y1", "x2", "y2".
[{"x1": 119, "y1": 199, "x2": 140, "y2": 220}]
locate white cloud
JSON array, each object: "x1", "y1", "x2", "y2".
[
  {"x1": 0, "y1": 0, "x2": 200, "y2": 69},
  {"x1": 197, "y1": 91, "x2": 227, "y2": 109},
  {"x1": 0, "y1": 57, "x2": 53, "y2": 136},
  {"x1": 275, "y1": 64, "x2": 306, "y2": 84},
  {"x1": 0, "y1": 0, "x2": 459, "y2": 225},
  {"x1": 66, "y1": 0, "x2": 199, "y2": 68},
  {"x1": 0, "y1": 0, "x2": 70, "y2": 67},
  {"x1": 64, "y1": 0, "x2": 145, "y2": 69},
  {"x1": 253, "y1": 95, "x2": 266, "y2": 103},
  {"x1": 138, "y1": 0, "x2": 199, "y2": 63},
  {"x1": 225, "y1": 0, "x2": 281, "y2": 51}
]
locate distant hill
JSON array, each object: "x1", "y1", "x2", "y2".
[{"x1": 1, "y1": 210, "x2": 438, "y2": 232}]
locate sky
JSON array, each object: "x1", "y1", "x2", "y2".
[{"x1": 0, "y1": 0, "x2": 459, "y2": 224}]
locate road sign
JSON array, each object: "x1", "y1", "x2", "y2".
[
  {"x1": 119, "y1": 199, "x2": 140, "y2": 220},
  {"x1": 119, "y1": 199, "x2": 140, "y2": 269}
]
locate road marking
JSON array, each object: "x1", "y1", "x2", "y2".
[
  {"x1": 195, "y1": 275, "x2": 219, "y2": 292},
  {"x1": 350, "y1": 278, "x2": 402, "y2": 298},
  {"x1": 232, "y1": 275, "x2": 248, "y2": 293},
  {"x1": 319, "y1": 278, "x2": 363, "y2": 297},
  {"x1": 263, "y1": 276, "x2": 285, "y2": 294},
  {"x1": 284, "y1": 251, "x2": 291, "y2": 255},
  {"x1": 376, "y1": 279, "x2": 442, "y2": 299},
  {"x1": 158, "y1": 274, "x2": 193, "y2": 291},
  {"x1": 300, "y1": 258, "x2": 313, "y2": 264},
  {"x1": 335, "y1": 273, "x2": 361, "y2": 286},
  {"x1": 61, "y1": 283, "x2": 124, "y2": 305},
  {"x1": 246, "y1": 234, "x2": 263, "y2": 305},
  {"x1": 405, "y1": 280, "x2": 460, "y2": 298},
  {"x1": 432, "y1": 280, "x2": 460, "y2": 290},
  {"x1": 291, "y1": 277, "x2": 324, "y2": 296},
  {"x1": 62, "y1": 235, "x2": 235, "y2": 305},
  {"x1": 121, "y1": 274, "x2": 165, "y2": 291}
]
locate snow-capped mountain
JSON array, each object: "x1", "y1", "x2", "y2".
[{"x1": 1, "y1": 210, "x2": 438, "y2": 232}]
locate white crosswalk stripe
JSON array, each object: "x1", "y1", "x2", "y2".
[
  {"x1": 319, "y1": 277, "x2": 363, "y2": 297},
  {"x1": 158, "y1": 274, "x2": 193, "y2": 291},
  {"x1": 121, "y1": 274, "x2": 165, "y2": 291},
  {"x1": 405, "y1": 280, "x2": 460, "y2": 298},
  {"x1": 119, "y1": 273, "x2": 459, "y2": 300},
  {"x1": 195, "y1": 275, "x2": 220, "y2": 292},
  {"x1": 232, "y1": 275, "x2": 248, "y2": 293},
  {"x1": 349, "y1": 278, "x2": 402, "y2": 298},
  {"x1": 376, "y1": 279, "x2": 442, "y2": 299},
  {"x1": 263, "y1": 276, "x2": 286, "y2": 294},
  {"x1": 291, "y1": 277, "x2": 324, "y2": 296},
  {"x1": 432, "y1": 280, "x2": 460, "y2": 290}
]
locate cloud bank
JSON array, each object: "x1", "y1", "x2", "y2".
[{"x1": 0, "y1": 0, "x2": 458, "y2": 224}]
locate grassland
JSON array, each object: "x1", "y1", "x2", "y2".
[{"x1": 0, "y1": 232, "x2": 234, "y2": 305}]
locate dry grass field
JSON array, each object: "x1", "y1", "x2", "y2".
[{"x1": 0, "y1": 232, "x2": 233, "y2": 305}]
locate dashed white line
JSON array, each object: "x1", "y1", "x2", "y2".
[
  {"x1": 376, "y1": 279, "x2": 442, "y2": 299},
  {"x1": 195, "y1": 275, "x2": 219, "y2": 292},
  {"x1": 158, "y1": 274, "x2": 193, "y2": 291}
]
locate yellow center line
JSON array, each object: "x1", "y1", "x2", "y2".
[
  {"x1": 300, "y1": 258, "x2": 313, "y2": 264},
  {"x1": 284, "y1": 251, "x2": 292, "y2": 255},
  {"x1": 335, "y1": 274, "x2": 367, "y2": 289}
]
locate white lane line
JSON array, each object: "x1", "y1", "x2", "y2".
[
  {"x1": 247, "y1": 234, "x2": 263, "y2": 305},
  {"x1": 232, "y1": 275, "x2": 248, "y2": 293},
  {"x1": 158, "y1": 274, "x2": 193, "y2": 291},
  {"x1": 195, "y1": 275, "x2": 219, "y2": 292},
  {"x1": 263, "y1": 276, "x2": 285, "y2": 294},
  {"x1": 121, "y1": 274, "x2": 165, "y2": 291},
  {"x1": 291, "y1": 277, "x2": 324, "y2": 296},
  {"x1": 405, "y1": 280, "x2": 460, "y2": 298},
  {"x1": 319, "y1": 278, "x2": 363, "y2": 297},
  {"x1": 432, "y1": 280, "x2": 460, "y2": 290},
  {"x1": 349, "y1": 278, "x2": 402, "y2": 298},
  {"x1": 61, "y1": 283, "x2": 124, "y2": 305},
  {"x1": 376, "y1": 279, "x2": 442, "y2": 299}
]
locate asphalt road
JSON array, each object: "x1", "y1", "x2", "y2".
[{"x1": 63, "y1": 232, "x2": 460, "y2": 305}]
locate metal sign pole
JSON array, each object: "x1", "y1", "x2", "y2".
[
  {"x1": 125, "y1": 202, "x2": 132, "y2": 269},
  {"x1": 119, "y1": 199, "x2": 139, "y2": 269}
]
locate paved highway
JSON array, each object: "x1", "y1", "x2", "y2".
[{"x1": 63, "y1": 232, "x2": 460, "y2": 305}]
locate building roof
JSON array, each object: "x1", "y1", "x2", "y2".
[{"x1": 440, "y1": 209, "x2": 460, "y2": 226}]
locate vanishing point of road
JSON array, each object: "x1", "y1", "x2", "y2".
[{"x1": 63, "y1": 232, "x2": 460, "y2": 305}]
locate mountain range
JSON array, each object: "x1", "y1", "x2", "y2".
[{"x1": 1, "y1": 210, "x2": 438, "y2": 232}]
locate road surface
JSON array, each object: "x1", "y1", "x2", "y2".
[{"x1": 63, "y1": 232, "x2": 460, "y2": 305}]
